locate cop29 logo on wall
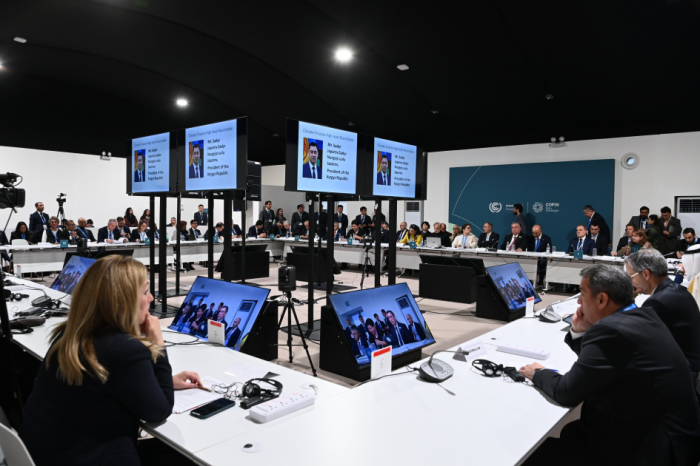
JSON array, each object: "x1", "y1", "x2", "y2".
[
  {"x1": 533, "y1": 202, "x2": 544, "y2": 213},
  {"x1": 489, "y1": 202, "x2": 502, "y2": 213}
]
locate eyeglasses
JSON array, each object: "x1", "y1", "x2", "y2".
[{"x1": 472, "y1": 359, "x2": 505, "y2": 377}]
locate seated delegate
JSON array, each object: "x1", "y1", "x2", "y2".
[
  {"x1": 611, "y1": 228, "x2": 649, "y2": 256},
  {"x1": 399, "y1": 224, "x2": 423, "y2": 246},
  {"x1": 20, "y1": 255, "x2": 202, "y2": 466},
  {"x1": 519, "y1": 265, "x2": 700, "y2": 465},
  {"x1": 452, "y1": 223, "x2": 478, "y2": 249},
  {"x1": 566, "y1": 225, "x2": 594, "y2": 255},
  {"x1": 500, "y1": 222, "x2": 528, "y2": 251}
]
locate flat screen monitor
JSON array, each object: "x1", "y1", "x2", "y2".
[
  {"x1": 126, "y1": 131, "x2": 177, "y2": 195},
  {"x1": 50, "y1": 255, "x2": 97, "y2": 295},
  {"x1": 364, "y1": 136, "x2": 427, "y2": 200},
  {"x1": 328, "y1": 283, "x2": 435, "y2": 367},
  {"x1": 485, "y1": 262, "x2": 541, "y2": 311},
  {"x1": 169, "y1": 277, "x2": 270, "y2": 351},
  {"x1": 285, "y1": 118, "x2": 365, "y2": 195},
  {"x1": 179, "y1": 117, "x2": 248, "y2": 192}
]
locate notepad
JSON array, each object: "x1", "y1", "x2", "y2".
[{"x1": 172, "y1": 376, "x2": 226, "y2": 414}]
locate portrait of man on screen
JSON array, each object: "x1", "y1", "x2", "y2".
[
  {"x1": 188, "y1": 141, "x2": 204, "y2": 179},
  {"x1": 302, "y1": 138, "x2": 322, "y2": 180},
  {"x1": 134, "y1": 150, "x2": 146, "y2": 182},
  {"x1": 377, "y1": 152, "x2": 391, "y2": 186}
]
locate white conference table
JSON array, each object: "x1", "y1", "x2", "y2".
[{"x1": 8, "y1": 278, "x2": 348, "y2": 461}]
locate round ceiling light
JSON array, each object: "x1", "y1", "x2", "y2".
[
  {"x1": 621, "y1": 152, "x2": 640, "y2": 170},
  {"x1": 176, "y1": 98, "x2": 188, "y2": 107},
  {"x1": 335, "y1": 48, "x2": 352, "y2": 62}
]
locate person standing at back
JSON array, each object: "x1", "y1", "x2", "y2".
[
  {"x1": 513, "y1": 203, "x2": 527, "y2": 235},
  {"x1": 194, "y1": 204, "x2": 208, "y2": 226},
  {"x1": 28, "y1": 201, "x2": 50, "y2": 236},
  {"x1": 20, "y1": 255, "x2": 202, "y2": 466}
]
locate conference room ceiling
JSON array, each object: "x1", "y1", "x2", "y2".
[{"x1": 1, "y1": 0, "x2": 700, "y2": 165}]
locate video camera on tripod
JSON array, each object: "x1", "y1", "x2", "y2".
[
  {"x1": 56, "y1": 193, "x2": 67, "y2": 205},
  {"x1": 0, "y1": 173, "x2": 26, "y2": 211}
]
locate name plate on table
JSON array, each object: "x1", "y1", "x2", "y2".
[
  {"x1": 208, "y1": 319, "x2": 225, "y2": 345},
  {"x1": 59, "y1": 240, "x2": 69, "y2": 248},
  {"x1": 295, "y1": 235, "x2": 300, "y2": 242},
  {"x1": 573, "y1": 250, "x2": 583, "y2": 260},
  {"x1": 409, "y1": 241, "x2": 417, "y2": 249},
  {"x1": 371, "y1": 346, "x2": 392, "y2": 380},
  {"x1": 347, "y1": 237, "x2": 353, "y2": 245},
  {"x1": 526, "y1": 297, "x2": 535, "y2": 317},
  {"x1": 270, "y1": 234, "x2": 275, "y2": 240},
  {"x1": 452, "y1": 340, "x2": 487, "y2": 362},
  {"x1": 145, "y1": 238, "x2": 151, "y2": 245}
]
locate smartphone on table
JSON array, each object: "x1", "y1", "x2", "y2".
[{"x1": 190, "y1": 398, "x2": 236, "y2": 419}]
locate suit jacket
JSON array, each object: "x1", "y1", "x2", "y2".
[
  {"x1": 376, "y1": 171, "x2": 390, "y2": 185},
  {"x1": 679, "y1": 237, "x2": 700, "y2": 252},
  {"x1": 514, "y1": 213, "x2": 527, "y2": 235},
  {"x1": 478, "y1": 232, "x2": 500, "y2": 248},
  {"x1": 130, "y1": 230, "x2": 148, "y2": 242},
  {"x1": 616, "y1": 235, "x2": 632, "y2": 252},
  {"x1": 586, "y1": 212, "x2": 610, "y2": 240},
  {"x1": 368, "y1": 331, "x2": 387, "y2": 348},
  {"x1": 661, "y1": 216, "x2": 683, "y2": 239},
  {"x1": 335, "y1": 213, "x2": 348, "y2": 232},
  {"x1": 355, "y1": 214, "x2": 371, "y2": 235},
  {"x1": 349, "y1": 336, "x2": 369, "y2": 357},
  {"x1": 500, "y1": 233, "x2": 528, "y2": 251},
  {"x1": 203, "y1": 229, "x2": 223, "y2": 240},
  {"x1": 74, "y1": 227, "x2": 95, "y2": 242},
  {"x1": 116, "y1": 226, "x2": 131, "y2": 238},
  {"x1": 133, "y1": 169, "x2": 146, "y2": 182},
  {"x1": 387, "y1": 322, "x2": 412, "y2": 347},
  {"x1": 232, "y1": 224, "x2": 243, "y2": 237},
  {"x1": 293, "y1": 224, "x2": 308, "y2": 236},
  {"x1": 194, "y1": 211, "x2": 208, "y2": 226},
  {"x1": 314, "y1": 212, "x2": 327, "y2": 237},
  {"x1": 45, "y1": 228, "x2": 62, "y2": 244},
  {"x1": 408, "y1": 321, "x2": 427, "y2": 341},
  {"x1": 396, "y1": 229, "x2": 409, "y2": 242},
  {"x1": 371, "y1": 213, "x2": 386, "y2": 227},
  {"x1": 28, "y1": 211, "x2": 50, "y2": 234},
  {"x1": 189, "y1": 163, "x2": 204, "y2": 178},
  {"x1": 380, "y1": 229, "x2": 391, "y2": 243},
  {"x1": 324, "y1": 229, "x2": 346, "y2": 241},
  {"x1": 528, "y1": 234, "x2": 552, "y2": 253},
  {"x1": 302, "y1": 162, "x2": 322, "y2": 179},
  {"x1": 291, "y1": 211, "x2": 309, "y2": 228},
  {"x1": 644, "y1": 278, "x2": 700, "y2": 376},
  {"x1": 533, "y1": 307, "x2": 700, "y2": 465},
  {"x1": 187, "y1": 227, "x2": 202, "y2": 241},
  {"x1": 346, "y1": 227, "x2": 362, "y2": 240},
  {"x1": 589, "y1": 234, "x2": 609, "y2": 255},
  {"x1": 272, "y1": 224, "x2": 288, "y2": 237},
  {"x1": 225, "y1": 326, "x2": 242, "y2": 348},
  {"x1": 567, "y1": 237, "x2": 595, "y2": 255},
  {"x1": 259, "y1": 209, "x2": 274, "y2": 233},
  {"x1": 97, "y1": 227, "x2": 119, "y2": 243},
  {"x1": 20, "y1": 331, "x2": 174, "y2": 466},
  {"x1": 247, "y1": 226, "x2": 265, "y2": 238},
  {"x1": 628, "y1": 215, "x2": 649, "y2": 230}
]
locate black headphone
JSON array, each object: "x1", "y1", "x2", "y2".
[
  {"x1": 242, "y1": 378, "x2": 282, "y2": 399},
  {"x1": 5, "y1": 292, "x2": 29, "y2": 302}
]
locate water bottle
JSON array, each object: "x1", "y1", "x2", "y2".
[
  {"x1": 546, "y1": 244, "x2": 551, "y2": 254},
  {"x1": 592, "y1": 248, "x2": 597, "y2": 257},
  {"x1": 286, "y1": 230, "x2": 291, "y2": 239}
]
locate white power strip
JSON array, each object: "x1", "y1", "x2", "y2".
[
  {"x1": 249, "y1": 391, "x2": 316, "y2": 423},
  {"x1": 496, "y1": 343, "x2": 550, "y2": 360}
]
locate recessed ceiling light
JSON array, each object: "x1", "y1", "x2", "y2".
[
  {"x1": 431, "y1": 110, "x2": 439, "y2": 114},
  {"x1": 273, "y1": 133, "x2": 279, "y2": 137},
  {"x1": 14, "y1": 37, "x2": 27, "y2": 44},
  {"x1": 348, "y1": 121, "x2": 355, "y2": 126},
  {"x1": 397, "y1": 64, "x2": 409, "y2": 71},
  {"x1": 335, "y1": 47, "x2": 352, "y2": 62},
  {"x1": 176, "y1": 98, "x2": 188, "y2": 107}
]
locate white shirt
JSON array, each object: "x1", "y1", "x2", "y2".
[{"x1": 508, "y1": 235, "x2": 517, "y2": 250}]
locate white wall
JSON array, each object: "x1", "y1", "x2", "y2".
[
  {"x1": 0, "y1": 146, "x2": 230, "y2": 232},
  {"x1": 426, "y1": 132, "x2": 700, "y2": 240}
]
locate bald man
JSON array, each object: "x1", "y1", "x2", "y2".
[
  {"x1": 529, "y1": 225, "x2": 552, "y2": 286},
  {"x1": 75, "y1": 218, "x2": 96, "y2": 242}
]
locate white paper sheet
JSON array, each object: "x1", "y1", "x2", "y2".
[{"x1": 172, "y1": 376, "x2": 225, "y2": 414}]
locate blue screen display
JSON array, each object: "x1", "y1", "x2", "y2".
[
  {"x1": 328, "y1": 283, "x2": 435, "y2": 367},
  {"x1": 50, "y1": 255, "x2": 97, "y2": 295},
  {"x1": 169, "y1": 277, "x2": 270, "y2": 351},
  {"x1": 486, "y1": 262, "x2": 541, "y2": 311}
]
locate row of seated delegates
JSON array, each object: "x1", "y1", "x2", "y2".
[
  {"x1": 171, "y1": 298, "x2": 245, "y2": 348},
  {"x1": 519, "y1": 261, "x2": 700, "y2": 465},
  {"x1": 345, "y1": 311, "x2": 427, "y2": 355},
  {"x1": 123, "y1": 207, "x2": 152, "y2": 228},
  {"x1": 19, "y1": 255, "x2": 203, "y2": 465}
]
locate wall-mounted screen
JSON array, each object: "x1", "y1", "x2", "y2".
[
  {"x1": 328, "y1": 283, "x2": 435, "y2": 367},
  {"x1": 486, "y1": 262, "x2": 541, "y2": 311},
  {"x1": 126, "y1": 131, "x2": 177, "y2": 195},
  {"x1": 285, "y1": 119, "x2": 365, "y2": 195},
  {"x1": 168, "y1": 277, "x2": 270, "y2": 351},
  {"x1": 371, "y1": 137, "x2": 418, "y2": 198},
  {"x1": 180, "y1": 117, "x2": 248, "y2": 192}
]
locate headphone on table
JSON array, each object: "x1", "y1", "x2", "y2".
[
  {"x1": 5, "y1": 292, "x2": 30, "y2": 302},
  {"x1": 242, "y1": 378, "x2": 283, "y2": 399}
]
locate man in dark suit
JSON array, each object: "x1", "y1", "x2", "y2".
[
  {"x1": 188, "y1": 144, "x2": 204, "y2": 178},
  {"x1": 314, "y1": 206, "x2": 327, "y2": 238},
  {"x1": 258, "y1": 200, "x2": 274, "y2": 234},
  {"x1": 293, "y1": 220, "x2": 310, "y2": 238},
  {"x1": 343, "y1": 318, "x2": 353, "y2": 342},
  {"x1": 335, "y1": 205, "x2": 348, "y2": 232},
  {"x1": 478, "y1": 222, "x2": 499, "y2": 248},
  {"x1": 225, "y1": 317, "x2": 242, "y2": 348},
  {"x1": 628, "y1": 206, "x2": 650, "y2": 231},
  {"x1": 583, "y1": 205, "x2": 610, "y2": 241},
  {"x1": 396, "y1": 221, "x2": 409, "y2": 243},
  {"x1": 346, "y1": 221, "x2": 363, "y2": 242},
  {"x1": 349, "y1": 327, "x2": 369, "y2": 357},
  {"x1": 247, "y1": 220, "x2": 267, "y2": 238},
  {"x1": 405, "y1": 314, "x2": 426, "y2": 342},
  {"x1": 231, "y1": 222, "x2": 243, "y2": 238},
  {"x1": 626, "y1": 250, "x2": 700, "y2": 380},
  {"x1": 355, "y1": 206, "x2": 371, "y2": 236},
  {"x1": 520, "y1": 265, "x2": 700, "y2": 465},
  {"x1": 588, "y1": 223, "x2": 609, "y2": 256},
  {"x1": 678, "y1": 228, "x2": 699, "y2": 255},
  {"x1": 134, "y1": 153, "x2": 146, "y2": 182},
  {"x1": 204, "y1": 222, "x2": 225, "y2": 240},
  {"x1": 75, "y1": 218, "x2": 96, "y2": 242},
  {"x1": 98, "y1": 219, "x2": 122, "y2": 243},
  {"x1": 356, "y1": 316, "x2": 368, "y2": 339},
  {"x1": 660, "y1": 206, "x2": 682, "y2": 240},
  {"x1": 386, "y1": 310, "x2": 413, "y2": 347},
  {"x1": 324, "y1": 222, "x2": 345, "y2": 241},
  {"x1": 380, "y1": 222, "x2": 392, "y2": 243},
  {"x1": 616, "y1": 224, "x2": 635, "y2": 252},
  {"x1": 377, "y1": 153, "x2": 390, "y2": 185},
  {"x1": 187, "y1": 220, "x2": 202, "y2": 240},
  {"x1": 529, "y1": 225, "x2": 551, "y2": 285},
  {"x1": 28, "y1": 202, "x2": 50, "y2": 236},
  {"x1": 273, "y1": 220, "x2": 290, "y2": 237},
  {"x1": 370, "y1": 208, "x2": 386, "y2": 232},
  {"x1": 291, "y1": 204, "x2": 309, "y2": 231},
  {"x1": 501, "y1": 222, "x2": 528, "y2": 251},
  {"x1": 567, "y1": 225, "x2": 595, "y2": 255},
  {"x1": 116, "y1": 217, "x2": 131, "y2": 239},
  {"x1": 302, "y1": 142, "x2": 322, "y2": 179},
  {"x1": 194, "y1": 205, "x2": 208, "y2": 226}
]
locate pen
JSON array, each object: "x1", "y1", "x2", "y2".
[{"x1": 197, "y1": 385, "x2": 212, "y2": 392}]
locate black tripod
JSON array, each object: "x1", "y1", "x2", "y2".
[
  {"x1": 56, "y1": 194, "x2": 67, "y2": 224},
  {"x1": 360, "y1": 240, "x2": 374, "y2": 290},
  {"x1": 277, "y1": 291, "x2": 317, "y2": 377}
]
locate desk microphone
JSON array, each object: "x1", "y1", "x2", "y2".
[{"x1": 419, "y1": 349, "x2": 470, "y2": 383}]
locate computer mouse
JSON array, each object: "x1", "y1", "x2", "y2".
[{"x1": 538, "y1": 308, "x2": 562, "y2": 323}]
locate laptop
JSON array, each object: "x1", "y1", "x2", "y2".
[{"x1": 424, "y1": 236, "x2": 443, "y2": 248}]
